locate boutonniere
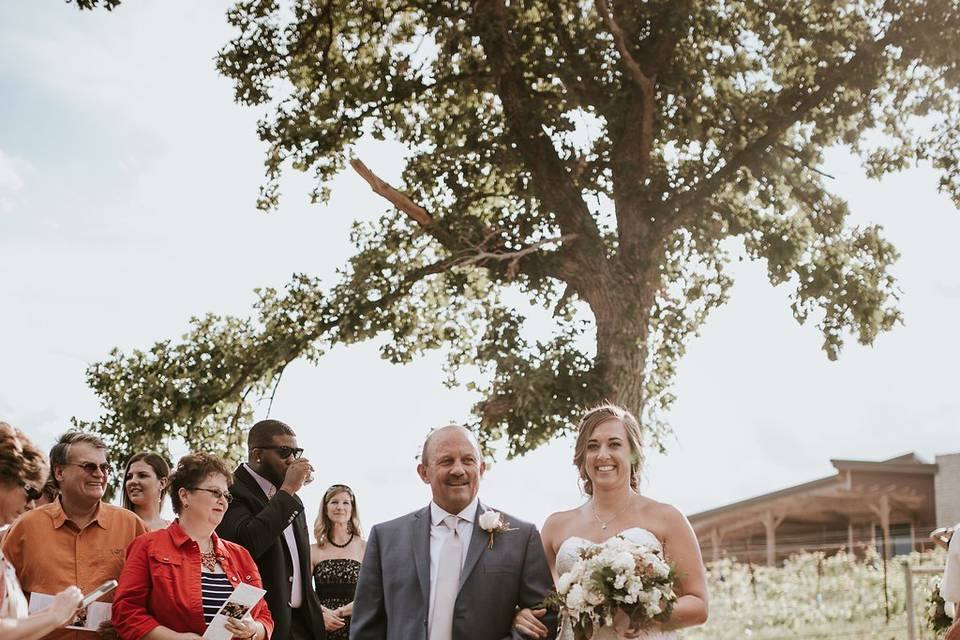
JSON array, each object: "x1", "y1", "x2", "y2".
[{"x1": 478, "y1": 509, "x2": 517, "y2": 549}]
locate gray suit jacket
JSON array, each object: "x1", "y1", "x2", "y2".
[{"x1": 350, "y1": 501, "x2": 558, "y2": 640}]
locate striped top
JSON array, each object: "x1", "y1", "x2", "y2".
[{"x1": 201, "y1": 572, "x2": 233, "y2": 624}]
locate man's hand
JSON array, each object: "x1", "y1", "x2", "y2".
[
  {"x1": 280, "y1": 458, "x2": 314, "y2": 495},
  {"x1": 512, "y1": 607, "x2": 548, "y2": 638}
]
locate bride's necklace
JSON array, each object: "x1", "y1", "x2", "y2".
[{"x1": 591, "y1": 496, "x2": 632, "y2": 530}]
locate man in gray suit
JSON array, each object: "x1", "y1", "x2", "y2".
[{"x1": 350, "y1": 425, "x2": 558, "y2": 640}]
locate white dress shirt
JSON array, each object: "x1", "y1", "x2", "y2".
[
  {"x1": 428, "y1": 497, "x2": 478, "y2": 622},
  {"x1": 243, "y1": 463, "x2": 303, "y2": 608}
]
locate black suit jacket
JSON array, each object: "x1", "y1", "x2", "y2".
[{"x1": 217, "y1": 465, "x2": 325, "y2": 640}]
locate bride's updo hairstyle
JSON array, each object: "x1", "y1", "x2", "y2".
[{"x1": 572, "y1": 404, "x2": 644, "y2": 496}]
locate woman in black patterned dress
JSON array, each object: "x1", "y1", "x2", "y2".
[{"x1": 310, "y1": 484, "x2": 365, "y2": 639}]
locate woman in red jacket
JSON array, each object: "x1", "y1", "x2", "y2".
[{"x1": 113, "y1": 453, "x2": 274, "y2": 640}]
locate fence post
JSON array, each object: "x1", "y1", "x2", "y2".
[{"x1": 904, "y1": 561, "x2": 915, "y2": 640}]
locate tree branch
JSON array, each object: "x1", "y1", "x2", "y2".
[
  {"x1": 473, "y1": 0, "x2": 611, "y2": 292},
  {"x1": 595, "y1": 0, "x2": 659, "y2": 266},
  {"x1": 662, "y1": 29, "x2": 896, "y2": 233},
  {"x1": 350, "y1": 156, "x2": 579, "y2": 285}
]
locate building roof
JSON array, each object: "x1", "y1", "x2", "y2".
[{"x1": 689, "y1": 452, "x2": 937, "y2": 528}]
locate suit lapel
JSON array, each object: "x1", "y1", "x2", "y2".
[
  {"x1": 458, "y1": 501, "x2": 488, "y2": 592},
  {"x1": 412, "y1": 506, "x2": 431, "y2": 605},
  {"x1": 234, "y1": 464, "x2": 269, "y2": 504}
]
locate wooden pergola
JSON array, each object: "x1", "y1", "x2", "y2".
[{"x1": 689, "y1": 454, "x2": 937, "y2": 566}]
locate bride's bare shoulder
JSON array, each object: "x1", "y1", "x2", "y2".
[
  {"x1": 636, "y1": 496, "x2": 688, "y2": 524},
  {"x1": 542, "y1": 506, "x2": 585, "y2": 538}
]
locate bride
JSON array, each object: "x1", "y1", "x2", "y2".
[{"x1": 514, "y1": 404, "x2": 708, "y2": 639}]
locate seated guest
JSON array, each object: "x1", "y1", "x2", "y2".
[
  {"x1": 0, "y1": 422, "x2": 84, "y2": 640},
  {"x1": 112, "y1": 453, "x2": 273, "y2": 640},
  {"x1": 310, "y1": 485, "x2": 365, "y2": 639},
  {"x1": 2, "y1": 430, "x2": 147, "y2": 640},
  {"x1": 122, "y1": 453, "x2": 171, "y2": 531}
]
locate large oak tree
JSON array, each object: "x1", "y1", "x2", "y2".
[{"x1": 72, "y1": 0, "x2": 960, "y2": 472}]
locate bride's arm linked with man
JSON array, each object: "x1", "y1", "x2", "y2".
[{"x1": 350, "y1": 403, "x2": 708, "y2": 640}]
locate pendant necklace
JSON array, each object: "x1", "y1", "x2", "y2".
[{"x1": 592, "y1": 497, "x2": 631, "y2": 530}]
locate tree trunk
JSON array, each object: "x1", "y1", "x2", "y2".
[{"x1": 591, "y1": 286, "x2": 653, "y2": 420}]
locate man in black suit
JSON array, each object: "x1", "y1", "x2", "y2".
[{"x1": 217, "y1": 419, "x2": 325, "y2": 640}]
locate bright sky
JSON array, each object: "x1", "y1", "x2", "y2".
[{"x1": 1, "y1": 2, "x2": 958, "y2": 535}]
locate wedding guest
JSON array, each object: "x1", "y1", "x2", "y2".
[
  {"x1": 0, "y1": 422, "x2": 84, "y2": 640},
  {"x1": 122, "y1": 452, "x2": 171, "y2": 531},
  {"x1": 35, "y1": 478, "x2": 58, "y2": 507},
  {"x1": 351, "y1": 425, "x2": 557, "y2": 640},
  {"x1": 2, "y1": 430, "x2": 148, "y2": 640},
  {"x1": 310, "y1": 484, "x2": 365, "y2": 639},
  {"x1": 513, "y1": 404, "x2": 707, "y2": 639},
  {"x1": 112, "y1": 453, "x2": 272, "y2": 640},
  {"x1": 217, "y1": 420, "x2": 324, "y2": 640}
]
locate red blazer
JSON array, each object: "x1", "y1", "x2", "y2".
[{"x1": 112, "y1": 520, "x2": 274, "y2": 640}]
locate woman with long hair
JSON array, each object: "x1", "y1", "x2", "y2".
[
  {"x1": 0, "y1": 422, "x2": 83, "y2": 640},
  {"x1": 122, "y1": 452, "x2": 171, "y2": 531},
  {"x1": 310, "y1": 484, "x2": 365, "y2": 639},
  {"x1": 513, "y1": 404, "x2": 708, "y2": 639}
]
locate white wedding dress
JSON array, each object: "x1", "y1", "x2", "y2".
[{"x1": 556, "y1": 527, "x2": 678, "y2": 640}]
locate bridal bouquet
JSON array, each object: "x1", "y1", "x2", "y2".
[{"x1": 546, "y1": 535, "x2": 678, "y2": 640}]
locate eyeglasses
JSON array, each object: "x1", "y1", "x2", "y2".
[
  {"x1": 256, "y1": 446, "x2": 304, "y2": 460},
  {"x1": 64, "y1": 462, "x2": 112, "y2": 476},
  {"x1": 190, "y1": 487, "x2": 233, "y2": 503},
  {"x1": 22, "y1": 484, "x2": 42, "y2": 502}
]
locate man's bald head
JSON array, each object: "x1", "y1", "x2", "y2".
[{"x1": 420, "y1": 424, "x2": 481, "y2": 465}]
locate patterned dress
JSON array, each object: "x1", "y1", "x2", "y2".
[{"x1": 313, "y1": 558, "x2": 362, "y2": 640}]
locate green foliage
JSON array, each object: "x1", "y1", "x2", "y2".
[{"x1": 71, "y1": 1, "x2": 960, "y2": 462}]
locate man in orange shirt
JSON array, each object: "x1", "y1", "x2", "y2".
[{"x1": 2, "y1": 431, "x2": 147, "y2": 640}]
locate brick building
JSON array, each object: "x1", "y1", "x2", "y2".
[{"x1": 689, "y1": 452, "x2": 960, "y2": 566}]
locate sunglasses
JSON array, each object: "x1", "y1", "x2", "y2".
[
  {"x1": 256, "y1": 446, "x2": 304, "y2": 460},
  {"x1": 22, "y1": 484, "x2": 42, "y2": 502},
  {"x1": 190, "y1": 487, "x2": 233, "y2": 503},
  {"x1": 64, "y1": 462, "x2": 112, "y2": 476}
]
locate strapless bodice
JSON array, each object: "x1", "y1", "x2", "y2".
[{"x1": 556, "y1": 528, "x2": 677, "y2": 640}]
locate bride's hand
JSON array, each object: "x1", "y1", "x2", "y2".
[
  {"x1": 613, "y1": 609, "x2": 660, "y2": 639},
  {"x1": 513, "y1": 607, "x2": 548, "y2": 638}
]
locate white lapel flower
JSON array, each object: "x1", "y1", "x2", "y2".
[{"x1": 478, "y1": 509, "x2": 516, "y2": 549}]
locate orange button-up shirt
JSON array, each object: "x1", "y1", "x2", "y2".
[{"x1": 1, "y1": 499, "x2": 148, "y2": 640}]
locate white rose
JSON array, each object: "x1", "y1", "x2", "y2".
[
  {"x1": 557, "y1": 572, "x2": 574, "y2": 595},
  {"x1": 478, "y1": 510, "x2": 503, "y2": 531},
  {"x1": 566, "y1": 584, "x2": 586, "y2": 611},
  {"x1": 585, "y1": 586, "x2": 605, "y2": 606}
]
